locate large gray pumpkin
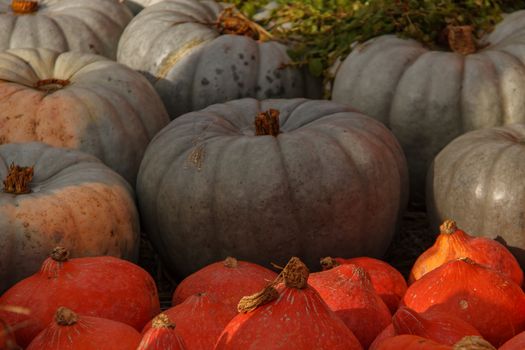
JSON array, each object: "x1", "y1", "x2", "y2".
[
  {"x1": 117, "y1": 0, "x2": 321, "y2": 119},
  {"x1": 427, "y1": 123, "x2": 525, "y2": 267},
  {"x1": 0, "y1": 142, "x2": 140, "y2": 292},
  {"x1": 332, "y1": 10, "x2": 525, "y2": 203},
  {"x1": 137, "y1": 98, "x2": 408, "y2": 277},
  {"x1": 0, "y1": 48, "x2": 170, "y2": 185},
  {"x1": 0, "y1": 0, "x2": 132, "y2": 58}
]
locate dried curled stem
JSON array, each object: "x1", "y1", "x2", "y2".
[
  {"x1": 453, "y1": 336, "x2": 496, "y2": 350},
  {"x1": 55, "y1": 307, "x2": 78, "y2": 326},
  {"x1": 216, "y1": 6, "x2": 273, "y2": 42},
  {"x1": 51, "y1": 247, "x2": 70, "y2": 262},
  {"x1": 3, "y1": 163, "x2": 33, "y2": 194},
  {"x1": 223, "y1": 256, "x2": 239, "y2": 268},
  {"x1": 11, "y1": 0, "x2": 38, "y2": 14},
  {"x1": 446, "y1": 25, "x2": 477, "y2": 55},
  {"x1": 440, "y1": 219, "x2": 458, "y2": 234},
  {"x1": 255, "y1": 109, "x2": 280, "y2": 136},
  {"x1": 152, "y1": 313, "x2": 176, "y2": 329},
  {"x1": 320, "y1": 256, "x2": 340, "y2": 270},
  {"x1": 237, "y1": 285, "x2": 279, "y2": 313}
]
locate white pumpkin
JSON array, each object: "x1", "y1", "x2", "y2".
[
  {"x1": 0, "y1": 48, "x2": 170, "y2": 184},
  {"x1": 0, "y1": 142, "x2": 140, "y2": 292},
  {"x1": 0, "y1": 0, "x2": 132, "y2": 58},
  {"x1": 124, "y1": 0, "x2": 161, "y2": 15},
  {"x1": 117, "y1": 0, "x2": 321, "y2": 119},
  {"x1": 331, "y1": 10, "x2": 525, "y2": 203}
]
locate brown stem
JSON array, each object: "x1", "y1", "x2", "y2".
[
  {"x1": 255, "y1": 109, "x2": 280, "y2": 136},
  {"x1": 237, "y1": 285, "x2": 279, "y2": 313},
  {"x1": 216, "y1": 6, "x2": 272, "y2": 42},
  {"x1": 453, "y1": 336, "x2": 496, "y2": 350},
  {"x1": 55, "y1": 307, "x2": 78, "y2": 326},
  {"x1": 34, "y1": 79, "x2": 70, "y2": 93},
  {"x1": 320, "y1": 256, "x2": 340, "y2": 270},
  {"x1": 458, "y1": 256, "x2": 476, "y2": 265},
  {"x1": 152, "y1": 313, "x2": 176, "y2": 329},
  {"x1": 51, "y1": 247, "x2": 70, "y2": 262},
  {"x1": 282, "y1": 256, "x2": 309, "y2": 289},
  {"x1": 446, "y1": 25, "x2": 476, "y2": 55},
  {"x1": 440, "y1": 219, "x2": 457, "y2": 234},
  {"x1": 3, "y1": 163, "x2": 33, "y2": 194},
  {"x1": 223, "y1": 256, "x2": 238, "y2": 268},
  {"x1": 11, "y1": 0, "x2": 38, "y2": 14}
]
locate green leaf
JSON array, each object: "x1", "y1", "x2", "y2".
[{"x1": 308, "y1": 58, "x2": 324, "y2": 77}]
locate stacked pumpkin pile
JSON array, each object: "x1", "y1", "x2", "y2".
[{"x1": 0, "y1": 0, "x2": 524, "y2": 348}]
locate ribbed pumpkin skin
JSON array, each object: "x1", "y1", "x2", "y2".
[
  {"x1": 0, "y1": 255, "x2": 160, "y2": 348},
  {"x1": 402, "y1": 258, "x2": 525, "y2": 347},
  {"x1": 0, "y1": 143, "x2": 140, "y2": 292},
  {"x1": 117, "y1": 0, "x2": 321, "y2": 119},
  {"x1": 26, "y1": 310, "x2": 141, "y2": 350},
  {"x1": 0, "y1": 0, "x2": 132, "y2": 58},
  {"x1": 373, "y1": 335, "x2": 452, "y2": 350},
  {"x1": 0, "y1": 48, "x2": 169, "y2": 184},
  {"x1": 172, "y1": 258, "x2": 277, "y2": 311},
  {"x1": 332, "y1": 10, "x2": 525, "y2": 201},
  {"x1": 137, "y1": 314, "x2": 187, "y2": 350},
  {"x1": 124, "y1": 0, "x2": 161, "y2": 14},
  {"x1": 214, "y1": 283, "x2": 363, "y2": 350},
  {"x1": 499, "y1": 331, "x2": 525, "y2": 350},
  {"x1": 144, "y1": 293, "x2": 236, "y2": 349},
  {"x1": 309, "y1": 264, "x2": 391, "y2": 349},
  {"x1": 427, "y1": 124, "x2": 525, "y2": 268},
  {"x1": 137, "y1": 98, "x2": 408, "y2": 277}
]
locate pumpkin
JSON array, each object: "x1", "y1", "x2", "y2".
[
  {"x1": 402, "y1": 257, "x2": 525, "y2": 347},
  {"x1": 453, "y1": 336, "x2": 496, "y2": 350},
  {"x1": 427, "y1": 124, "x2": 525, "y2": 268},
  {"x1": 0, "y1": 309, "x2": 18, "y2": 350},
  {"x1": 409, "y1": 219, "x2": 523, "y2": 285},
  {"x1": 144, "y1": 293, "x2": 235, "y2": 349},
  {"x1": 368, "y1": 306, "x2": 481, "y2": 349},
  {"x1": 0, "y1": 142, "x2": 139, "y2": 291},
  {"x1": 124, "y1": 0, "x2": 161, "y2": 15},
  {"x1": 0, "y1": 0, "x2": 132, "y2": 58},
  {"x1": 117, "y1": 0, "x2": 321, "y2": 119},
  {"x1": 309, "y1": 264, "x2": 391, "y2": 349},
  {"x1": 171, "y1": 257, "x2": 277, "y2": 311},
  {"x1": 137, "y1": 98, "x2": 408, "y2": 277},
  {"x1": 499, "y1": 331, "x2": 525, "y2": 350},
  {"x1": 372, "y1": 334, "x2": 452, "y2": 350},
  {"x1": 320, "y1": 256, "x2": 407, "y2": 313},
  {"x1": 0, "y1": 247, "x2": 160, "y2": 348},
  {"x1": 214, "y1": 257, "x2": 363, "y2": 350},
  {"x1": 138, "y1": 314, "x2": 187, "y2": 350},
  {"x1": 0, "y1": 48, "x2": 169, "y2": 184},
  {"x1": 331, "y1": 10, "x2": 525, "y2": 202},
  {"x1": 26, "y1": 307, "x2": 141, "y2": 350}
]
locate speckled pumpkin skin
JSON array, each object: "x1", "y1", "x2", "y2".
[
  {"x1": 0, "y1": 142, "x2": 140, "y2": 292},
  {"x1": 0, "y1": 0, "x2": 132, "y2": 58},
  {"x1": 332, "y1": 10, "x2": 525, "y2": 202},
  {"x1": 427, "y1": 123, "x2": 525, "y2": 268},
  {"x1": 117, "y1": 0, "x2": 321, "y2": 119},
  {"x1": 0, "y1": 48, "x2": 169, "y2": 184},
  {"x1": 137, "y1": 98, "x2": 408, "y2": 277}
]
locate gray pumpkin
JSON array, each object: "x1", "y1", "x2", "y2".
[
  {"x1": 332, "y1": 10, "x2": 525, "y2": 203},
  {"x1": 0, "y1": 142, "x2": 140, "y2": 292},
  {"x1": 137, "y1": 98, "x2": 408, "y2": 277},
  {"x1": 117, "y1": 0, "x2": 321, "y2": 119},
  {"x1": 427, "y1": 123, "x2": 525, "y2": 268}
]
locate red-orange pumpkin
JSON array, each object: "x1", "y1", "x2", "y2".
[
  {"x1": 26, "y1": 307, "x2": 141, "y2": 350},
  {"x1": 0, "y1": 311, "x2": 18, "y2": 350},
  {"x1": 309, "y1": 264, "x2": 391, "y2": 349},
  {"x1": 144, "y1": 293, "x2": 235, "y2": 349},
  {"x1": 214, "y1": 257, "x2": 363, "y2": 349},
  {"x1": 0, "y1": 247, "x2": 160, "y2": 348},
  {"x1": 402, "y1": 257, "x2": 525, "y2": 347},
  {"x1": 409, "y1": 220, "x2": 523, "y2": 286},
  {"x1": 499, "y1": 331, "x2": 525, "y2": 350},
  {"x1": 137, "y1": 314, "x2": 187, "y2": 350},
  {"x1": 172, "y1": 257, "x2": 277, "y2": 311},
  {"x1": 321, "y1": 256, "x2": 407, "y2": 313},
  {"x1": 372, "y1": 334, "x2": 452, "y2": 350}
]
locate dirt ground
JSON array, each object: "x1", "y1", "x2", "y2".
[{"x1": 138, "y1": 206, "x2": 436, "y2": 309}]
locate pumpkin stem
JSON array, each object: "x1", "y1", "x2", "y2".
[
  {"x1": 223, "y1": 256, "x2": 238, "y2": 268},
  {"x1": 282, "y1": 256, "x2": 309, "y2": 289},
  {"x1": 51, "y1": 247, "x2": 70, "y2": 262},
  {"x1": 440, "y1": 219, "x2": 457, "y2": 234},
  {"x1": 458, "y1": 256, "x2": 476, "y2": 265},
  {"x1": 34, "y1": 79, "x2": 70, "y2": 93},
  {"x1": 216, "y1": 6, "x2": 272, "y2": 42},
  {"x1": 453, "y1": 336, "x2": 496, "y2": 350},
  {"x1": 3, "y1": 162, "x2": 33, "y2": 194},
  {"x1": 255, "y1": 109, "x2": 280, "y2": 136},
  {"x1": 445, "y1": 25, "x2": 477, "y2": 55},
  {"x1": 11, "y1": 0, "x2": 38, "y2": 14},
  {"x1": 152, "y1": 313, "x2": 176, "y2": 329},
  {"x1": 320, "y1": 256, "x2": 340, "y2": 270},
  {"x1": 55, "y1": 307, "x2": 78, "y2": 326},
  {"x1": 237, "y1": 285, "x2": 279, "y2": 313}
]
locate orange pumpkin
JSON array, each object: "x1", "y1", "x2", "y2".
[
  {"x1": 214, "y1": 257, "x2": 363, "y2": 349},
  {"x1": 409, "y1": 220, "x2": 523, "y2": 286},
  {"x1": 137, "y1": 314, "x2": 187, "y2": 350},
  {"x1": 499, "y1": 331, "x2": 525, "y2": 350},
  {"x1": 372, "y1": 334, "x2": 451, "y2": 350}
]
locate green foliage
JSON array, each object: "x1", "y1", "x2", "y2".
[{"x1": 223, "y1": 0, "x2": 525, "y2": 94}]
